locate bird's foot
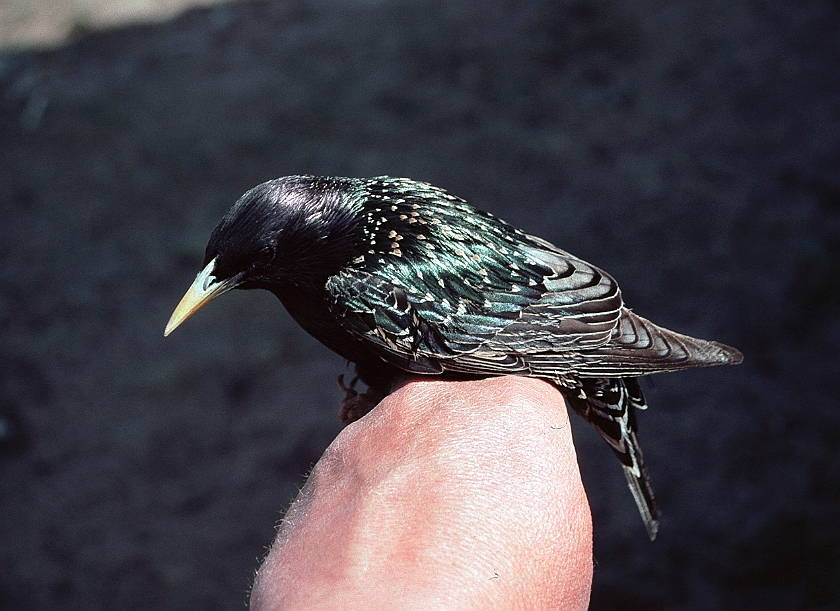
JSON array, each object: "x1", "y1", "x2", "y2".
[{"x1": 337, "y1": 375, "x2": 383, "y2": 426}]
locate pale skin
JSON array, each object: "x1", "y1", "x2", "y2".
[{"x1": 249, "y1": 376, "x2": 593, "y2": 611}]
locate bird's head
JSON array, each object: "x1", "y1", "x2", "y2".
[{"x1": 164, "y1": 176, "x2": 362, "y2": 336}]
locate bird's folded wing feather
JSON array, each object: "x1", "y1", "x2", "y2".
[{"x1": 326, "y1": 233, "x2": 741, "y2": 377}]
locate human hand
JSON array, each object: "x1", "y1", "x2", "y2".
[{"x1": 250, "y1": 376, "x2": 593, "y2": 611}]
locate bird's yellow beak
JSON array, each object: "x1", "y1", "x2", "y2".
[{"x1": 164, "y1": 258, "x2": 241, "y2": 336}]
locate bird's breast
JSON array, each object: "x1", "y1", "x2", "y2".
[{"x1": 273, "y1": 286, "x2": 370, "y2": 364}]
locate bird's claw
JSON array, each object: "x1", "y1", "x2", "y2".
[
  {"x1": 337, "y1": 374, "x2": 360, "y2": 399},
  {"x1": 337, "y1": 374, "x2": 381, "y2": 426}
]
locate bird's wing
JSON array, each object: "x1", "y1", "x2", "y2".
[
  {"x1": 325, "y1": 231, "x2": 628, "y2": 376},
  {"x1": 327, "y1": 229, "x2": 741, "y2": 377}
]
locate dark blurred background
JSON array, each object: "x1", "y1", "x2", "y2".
[{"x1": 1, "y1": 0, "x2": 838, "y2": 609}]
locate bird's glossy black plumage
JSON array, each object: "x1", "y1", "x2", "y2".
[{"x1": 166, "y1": 175, "x2": 743, "y2": 540}]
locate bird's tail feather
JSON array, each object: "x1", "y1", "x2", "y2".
[
  {"x1": 621, "y1": 448, "x2": 659, "y2": 540},
  {"x1": 561, "y1": 376, "x2": 660, "y2": 540}
]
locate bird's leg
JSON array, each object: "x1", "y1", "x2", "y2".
[
  {"x1": 337, "y1": 374, "x2": 386, "y2": 426},
  {"x1": 337, "y1": 362, "x2": 405, "y2": 425}
]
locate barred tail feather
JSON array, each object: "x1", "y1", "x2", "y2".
[{"x1": 560, "y1": 376, "x2": 660, "y2": 540}]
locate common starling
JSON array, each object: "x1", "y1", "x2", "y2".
[{"x1": 165, "y1": 175, "x2": 742, "y2": 539}]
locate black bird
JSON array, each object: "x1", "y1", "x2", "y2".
[{"x1": 165, "y1": 175, "x2": 742, "y2": 539}]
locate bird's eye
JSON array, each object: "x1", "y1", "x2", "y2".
[{"x1": 254, "y1": 245, "x2": 275, "y2": 266}]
